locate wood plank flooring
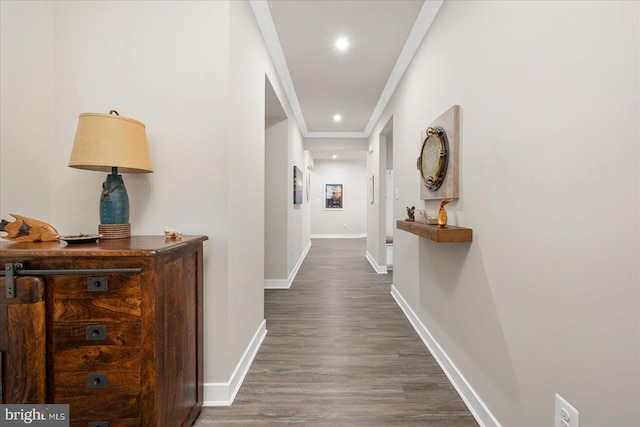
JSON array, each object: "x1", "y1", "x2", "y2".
[{"x1": 195, "y1": 238, "x2": 478, "y2": 426}]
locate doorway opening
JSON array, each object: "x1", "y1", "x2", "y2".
[
  {"x1": 264, "y1": 76, "x2": 287, "y2": 287},
  {"x1": 380, "y1": 117, "x2": 394, "y2": 270}
]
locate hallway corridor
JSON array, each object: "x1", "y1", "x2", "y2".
[{"x1": 197, "y1": 238, "x2": 477, "y2": 426}]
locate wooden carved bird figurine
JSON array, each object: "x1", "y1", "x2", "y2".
[
  {"x1": 0, "y1": 213, "x2": 60, "y2": 241},
  {"x1": 437, "y1": 199, "x2": 453, "y2": 228}
]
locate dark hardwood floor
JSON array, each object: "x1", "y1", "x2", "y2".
[{"x1": 196, "y1": 238, "x2": 478, "y2": 426}]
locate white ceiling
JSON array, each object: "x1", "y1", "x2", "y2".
[
  {"x1": 252, "y1": 0, "x2": 443, "y2": 139},
  {"x1": 312, "y1": 150, "x2": 367, "y2": 161}
]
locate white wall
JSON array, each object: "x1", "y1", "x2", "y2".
[
  {"x1": 0, "y1": 0, "x2": 308, "y2": 402},
  {"x1": 367, "y1": 120, "x2": 392, "y2": 268},
  {"x1": 311, "y1": 159, "x2": 367, "y2": 237},
  {"x1": 385, "y1": 170, "x2": 393, "y2": 238},
  {"x1": 0, "y1": 1, "x2": 55, "y2": 221},
  {"x1": 265, "y1": 120, "x2": 288, "y2": 280},
  {"x1": 370, "y1": 1, "x2": 639, "y2": 426},
  {"x1": 264, "y1": 116, "x2": 311, "y2": 284},
  {"x1": 287, "y1": 121, "x2": 311, "y2": 273},
  {"x1": 226, "y1": 0, "x2": 272, "y2": 387}
]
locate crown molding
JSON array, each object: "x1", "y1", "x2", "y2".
[
  {"x1": 249, "y1": 0, "x2": 308, "y2": 135},
  {"x1": 363, "y1": 0, "x2": 444, "y2": 136},
  {"x1": 305, "y1": 131, "x2": 368, "y2": 139},
  {"x1": 250, "y1": 0, "x2": 443, "y2": 139}
]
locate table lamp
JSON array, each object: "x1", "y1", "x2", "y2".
[{"x1": 68, "y1": 110, "x2": 153, "y2": 239}]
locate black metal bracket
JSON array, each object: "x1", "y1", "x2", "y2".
[
  {"x1": 4, "y1": 262, "x2": 24, "y2": 299},
  {"x1": 4, "y1": 263, "x2": 13, "y2": 299},
  {"x1": 1, "y1": 263, "x2": 141, "y2": 299}
]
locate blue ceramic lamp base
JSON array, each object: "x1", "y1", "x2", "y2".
[{"x1": 98, "y1": 167, "x2": 131, "y2": 239}]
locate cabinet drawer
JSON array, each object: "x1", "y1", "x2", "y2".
[
  {"x1": 52, "y1": 275, "x2": 141, "y2": 322},
  {"x1": 52, "y1": 322, "x2": 141, "y2": 371},
  {"x1": 54, "y1": 371, "x2": 141, "y2": 419}
]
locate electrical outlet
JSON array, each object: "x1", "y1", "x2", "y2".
[{"x1": 555, "y1": 394, "x2": 579, "y2": 427}]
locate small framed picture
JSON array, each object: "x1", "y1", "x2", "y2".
[
  {"x1": 293, "y1": 166, "x2": 303, "y2": 205},
  {"x1": 324, "y1": 183, "x2": 343, "y2": 210}
]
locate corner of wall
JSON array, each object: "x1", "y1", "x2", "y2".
[{"x1": 203, "y1": 320, "x2": 267, "y2": 406}]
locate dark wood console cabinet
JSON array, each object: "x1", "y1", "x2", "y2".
[{"x1": 0, "y1": 235, "x2": 208, "y2": 427}]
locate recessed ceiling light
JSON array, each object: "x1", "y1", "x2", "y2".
[
  {"x1": 332, "y1": 155, "x2": 337, "y2": 159},
  {"x1": 335, "y1": 37, "x2": 349, "y2": 51},
  {"x1": 333, "y1": 114, "x2": 342, "y2": 122}
]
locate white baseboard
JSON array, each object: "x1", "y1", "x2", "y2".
[
  {"x1": 365, "y1": 251, "x2": 388, "y2": 274},
  {"x1": 264, "y1": 240, "x2": 312, "y2": 289},
  {"x1": 202, "y1": 320, "x2": 267, "y2": 406},
  {"x1": 390, "y1": 286, "x2": 500, "y2": 427},
  {"x1": 310, "y1": 233, "x2": 367, "y2": 239}
]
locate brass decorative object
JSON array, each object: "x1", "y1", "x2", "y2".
[
  {"x1": 0, "y1": 214, "x2": 60, "y2": 241},
  {"x1": 437, "y1": 199, "x2": 453, "y2": 228},
  {"x1": 418, "y1": 126, "x2": 449, "y2": 191},
  {"x1": 419, "y1": 105, "x2": 460, "y2": 200}
]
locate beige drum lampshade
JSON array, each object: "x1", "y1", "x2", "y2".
[{"x1": 68, "y1": 112, "x2": 153, "y2": 173}]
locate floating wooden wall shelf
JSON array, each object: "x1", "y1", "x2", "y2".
[{"x1": 397, "y1": 220, "x2": 472, "y2": 243}]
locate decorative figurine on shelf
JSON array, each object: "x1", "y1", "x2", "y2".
[
  {"x1": 0, "y1": 213, "x2": 60, "y2": 241},
  {"x1": 406, "y1": 206, "x2": 416, "y2": 222},
  {"x1": 164, "y1": 228, "x2": 183, "y2": 240},
  {"x1": 437, "y1": 199, "x2": 453, "y2": 228}
]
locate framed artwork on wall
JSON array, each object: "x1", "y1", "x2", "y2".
[
  {"x1": 324, "y1": 184, "x2": 344, "y2": 210},
  {"x1": 324, "y1": 183, "x2": 343, "y2": 210},
  {"x1": 293, "y1": 166, "x2": 303, "y2": 204}
]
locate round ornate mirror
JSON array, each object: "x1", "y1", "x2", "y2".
[{"x1": 418, "y1": 126, "x2": 449, "y2": 191}]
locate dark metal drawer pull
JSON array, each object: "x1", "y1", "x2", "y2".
[
  {"x1": 88, "y1": 422, "x2": 108, "y2": 427},
  {"x1": 87, "y1": 277, "x2": 107, "y2": 292},
  {"x1": 87, "y1": 374, "x2": 108, "y2": 389},
  {"x1": 86, "y1": 325, "x2": 107, "y2": 341}
]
